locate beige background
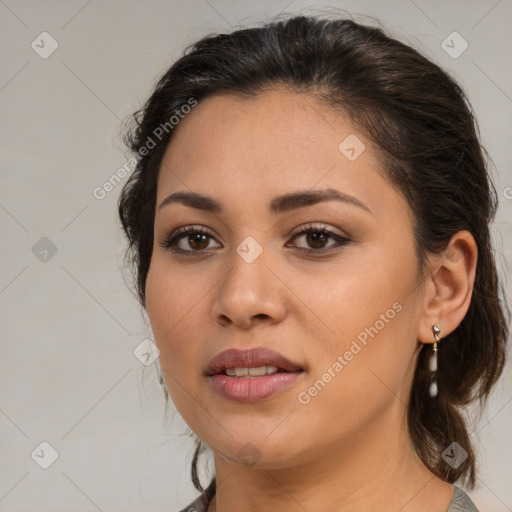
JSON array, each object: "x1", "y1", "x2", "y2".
[{"x1": 0, "y1": 0, "x2": 511, "y2": 510}]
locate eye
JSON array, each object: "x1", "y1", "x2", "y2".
[
  {"x1": 287, "y1": 223, "x2": 351, "y2": 254},
  {"x1": 157, "y1": 225, "x2": 221, "y2": 253}
]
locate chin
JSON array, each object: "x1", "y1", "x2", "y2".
[{"x1": 210, "y1": 433, "x2": 304, "y2": 470}]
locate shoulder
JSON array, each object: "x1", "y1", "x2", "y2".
[
  {"x1": 177, "y1": 493, "x2": 210, "y2": 512},
  {"x1": 177, "y1": 480, "x2": 480, "y2": 512},
  {"x1": 446, "y1": 485, "x2": 480, "y2": 512},
  {"x1": 177, "y1": 479, "x2": 216, "y2": 512}
]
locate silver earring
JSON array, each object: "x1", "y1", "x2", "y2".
[{"x1": 428, "y1": 325, "x2": 441, "y2": 397}]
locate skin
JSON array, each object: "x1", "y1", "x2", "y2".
[{"x1": 145, "y1": 88, "x2": 478, "y2": 512}]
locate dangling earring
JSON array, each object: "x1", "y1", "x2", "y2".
[{"x1": 428, "y1": 325, "x2": 441, "y2": 397}]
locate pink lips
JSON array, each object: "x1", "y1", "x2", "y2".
[
  {"x1": 206, "y1": 347, "x2": 303, "y2": 376},
  {"x1": 206, "y1": 347, "x2": 304, "y2": 403}
]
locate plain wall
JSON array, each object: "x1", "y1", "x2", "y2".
[{"x1": 1, "y1": 0, "x2": 511, "y2": 510}]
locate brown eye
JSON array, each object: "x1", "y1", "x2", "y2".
[
  {"x1": 289, "y1": 225, "x2": 350, "y2": 253},
  {"x1": 186, "y1": 233, "x2": 210, "y2": 251},
  {"x1": 303, "y1": 231, "x2": 330, "y2": 249},
  {"x1": 158, "y1": 226, "x2": 221, "y2": 253}
]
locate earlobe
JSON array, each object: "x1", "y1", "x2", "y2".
[{"x1": 417, "y1": 230, "x2": 478, "y2": 343}]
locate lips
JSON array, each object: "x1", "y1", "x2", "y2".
[{"x1": 205, "y1": 347, "x2": 303, "y2": 376}]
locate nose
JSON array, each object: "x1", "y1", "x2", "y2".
[{"x1": 211, "y1": 246, "x2": 287, "y2": 329}]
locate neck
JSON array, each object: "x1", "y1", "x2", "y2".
[{"x1": 206, "y1": 401, "x2": 454, "y2": 512}]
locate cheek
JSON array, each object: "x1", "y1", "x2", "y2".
[
  {"x1": 145, "y1": 261, "x2": 198, "y2": 374},
  {"x1": 305, "y1": 251, "x2": 412, "y2": 353},
  {"x1": 304, "y1": 244, "x2": 421, "y2": 400},
  {"x1": 297, "y1": 301, "x2": 417, "y2": 442}
]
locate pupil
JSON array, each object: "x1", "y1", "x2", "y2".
[
  {"x1": 307, "y1": 232, "x2": 326, "y2": 248},
  {"x1": 189, "y1": 234, "x2": 208, "y2": 250}
]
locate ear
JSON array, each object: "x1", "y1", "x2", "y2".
[{"x1": 417, "y1": 230, "x2": 478, "y2": 343}]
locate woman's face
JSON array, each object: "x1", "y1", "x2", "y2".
[{"x1": 146, "y1": 88, "x2": 427, "y2": 469}]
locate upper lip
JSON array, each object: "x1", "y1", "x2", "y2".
[{"x1": 206, "y1": 347, "x2": 303, "y2": 376}]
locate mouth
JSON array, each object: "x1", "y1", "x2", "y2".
[
  {"x1": 205, "y1": 347, "x2": 305, "y2": 402},
  {"x1": 209, "y1": 367, "x2": 305, "y2": 402},
  {"x1": 205, "y1": 347, "x2": 304, "y2": 377},
  {"x1": 220, "y1": 365, "x2": 303, "y2": 377}
]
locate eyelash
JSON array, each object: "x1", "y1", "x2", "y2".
[{"x1": 157, "y1": 223, "x2": 351, "y2": 256}]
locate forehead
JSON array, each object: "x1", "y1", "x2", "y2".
[
  {"x1": 156, "y1": 88, "x2": 407, "y2": 223},
  {"x1": 162, "y1": 88, "x2": 360, "y2": 171}
]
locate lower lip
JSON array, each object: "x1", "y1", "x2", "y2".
[{"x1": 209, "y1": 371, "x2": 304, "y2": 402}]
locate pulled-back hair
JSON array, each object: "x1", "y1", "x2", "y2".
[{"x1": 118, "y1": 13, "x2": 509, "y2": 494}]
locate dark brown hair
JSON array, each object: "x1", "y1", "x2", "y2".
[{"x1": 118, "y1": 13, "x2": 509, "y2": 495}]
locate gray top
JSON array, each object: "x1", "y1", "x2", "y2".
[
  {"x1": 178, "y1": 480, "x2": 480, "y2": 512},
  {"x1": 448, "y1": 485, "x2": 480, "y2": 511}
]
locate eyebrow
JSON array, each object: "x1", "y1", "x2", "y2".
[{"x1": 157, "y1": 188, "x2": 371, "y2": 215}]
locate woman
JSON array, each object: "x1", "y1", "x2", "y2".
[{"x1": 118, "y1": 14, "x2": 509, "y2": 512}]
